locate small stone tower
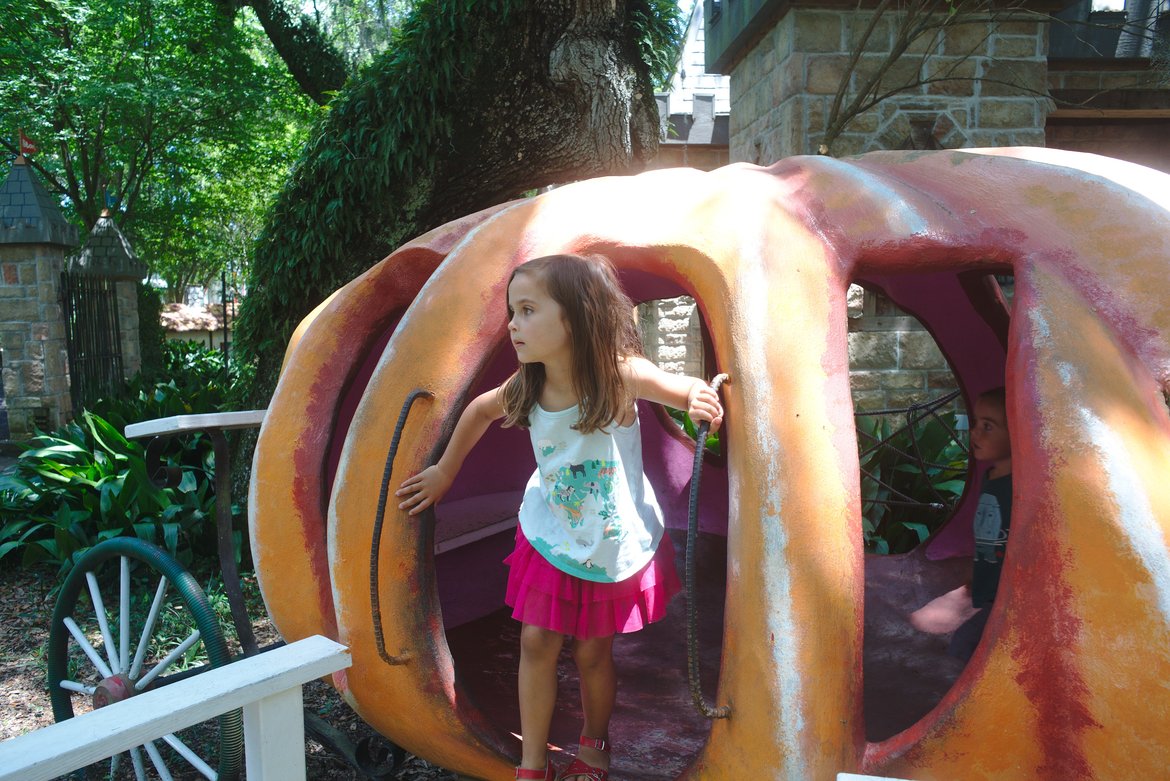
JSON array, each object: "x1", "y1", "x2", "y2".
[{"x1": 0, "y1": 156, "x2": 79, "y2": 440}]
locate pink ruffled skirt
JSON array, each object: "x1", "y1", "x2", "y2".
[{"x1": 504, "y1": 528, "x2": 681, "y2": 639}]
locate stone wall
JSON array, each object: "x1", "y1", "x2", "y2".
[
  {"x1": 1046, "y1": 63, "x2": 1170, "y2": 174},
  {"x1": 729, "y1": 8, "x2": 1050, "y2": 161},
  {"x1": 638, "y1": 297, "x2": 706, "y2": 379},
  {"x1": 637, "y1": 285, "x2": 962, "y2": 416},
  {"x1": 116, "y1": 279, "x2": 142, "y2": 377},
  {"x1": 0, "y1": 244, "x2": 71, "y2": 438},
  {"x1": 848, "y1": 286, "x2": 957, "y2": 411}
]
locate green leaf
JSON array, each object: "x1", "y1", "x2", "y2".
[
  {"x1": 177, "y1": 471, "x2": 198, "y2": 494},
  {"x1": 162, "y1": 523, "x2": 180, "y2": 556},
  {"x1": 932, "y1": 479, "x2": 968, "y2": 495},
  {"x1": 903, "y1": 522, "x2": 931, "y2": 543}
]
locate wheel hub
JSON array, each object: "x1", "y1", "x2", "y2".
[{"x1": 93, "y1": 674, "x2": 135, "y2": 708}]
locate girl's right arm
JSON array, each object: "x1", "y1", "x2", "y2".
[{"x1": 396, "y1": 387, "x2": 505, "y2": 515}]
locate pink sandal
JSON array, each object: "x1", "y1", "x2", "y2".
[
  {"x1": 557, "y1": 735, "x2": 610, "y2": 781},
  {"x1": 516, "y1": 759, "x2": 556, "y2": 780}
]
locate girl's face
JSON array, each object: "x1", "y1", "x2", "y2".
[
  {"x1": 970, "y1": 397, "x2": 1011, "y2": 471},
  {"x1": 507, "y1": 271, "x2": 570, "y2": 366}
]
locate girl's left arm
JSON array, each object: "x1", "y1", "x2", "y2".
[{"x1": 626, "y1": 356, "x2": 723, "y2": 431}]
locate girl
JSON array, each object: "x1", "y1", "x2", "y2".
[{"x1": 396, "y1": 254, "x2": 723, "y2": 781}]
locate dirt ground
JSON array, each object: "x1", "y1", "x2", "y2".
[{"x1": 0, "y1": 564, "x2": 460, "y2": 781}]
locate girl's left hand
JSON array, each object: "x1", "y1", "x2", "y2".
[{"x1": 688, "y1": 382, "x2": 724, "y2": 433}]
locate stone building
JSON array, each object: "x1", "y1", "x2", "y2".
[
  {"x1": 1046, "y1": 0, "x2": 1170, "y2": 173},
  {"x1": 0, "y1": 156, "x2": 79, "y2": 440},
  {"x1": 640, "y1": 1, "x2": 734, "y2": 378},
  {"x1": 651, "y1": 0, "x2": 733, "y2": 173},
  {"x1": 0, "y1": 156, "x2": 147, "y2": 441},
  {"x1": 695, "y1": 0, "x2": 1166, "y2": 409}
]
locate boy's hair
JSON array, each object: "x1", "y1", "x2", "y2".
[
  {"x1": 500, "y1": 254, "x2": 643, "y2": 433},
  {"x1": 979, "y1": 386, "x2": 1007, "y2": 414}
]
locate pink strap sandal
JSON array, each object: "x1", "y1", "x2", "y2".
[
  {"x1": 516, "y1": 759, "x2": 556, "y2": 780},
  {"x1": 557, "y1": 735, "x2": 610, "y2": 781}
]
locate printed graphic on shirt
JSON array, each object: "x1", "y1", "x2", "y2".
[
  {"x1": 544, "y1": 459, "x2": 621, "y2": 536},
  {"x1": 536, "y1": 438, "x2": 564, "y2": 458},
  {"x1": 531, "y1": 536, "x2": 613, "y2": 579},
  {"x1": 973, "y1": 492, "x2": 1008, "y2": 563}
]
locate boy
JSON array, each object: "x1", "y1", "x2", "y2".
[{"x1": 910, "y1": 387, "x2": 1012, "y2": 661}]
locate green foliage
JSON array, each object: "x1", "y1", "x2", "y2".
[
  {"x1": 314, "y1": 0, "x2": 417, "y2": 69},
  {"x1": 237, "y1": 0, "x2": 516, "y2": 384},
  {"x1": 137, "y1": 284, "x2": 168, "y2": 381},
  {"x1": 631, "y1": 0, "x2": 687, "y2": 91},
  {"x1": 857, "y1": 413, "x2": 968, "y2": 554},
  {"x1": 236, "y1": 0, "x2": 683, "y2": 403},
  {"x1": 667, "y1": 407, "x2": 721, "y2": 456},
  {"x1": 0, "y1": 412, "x2": 218, "y2": 573},
  {"x1": 0, "y1": 0, "x2": 315, "y2": 295},
  {"x1": 90, "y1": 341, "x2": 233, "y2": 430},
  {"x1": 0, "y1": 341, "x2": 251, "y2": 573}
]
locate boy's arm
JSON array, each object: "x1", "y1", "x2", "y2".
[
  {"x1": 396, "y1": 387, "x2": 505, "y2": 515},
  {"x1": 625, "y1": 356, "x2": 723, "y2": 431}
]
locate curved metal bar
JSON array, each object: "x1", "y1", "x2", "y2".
[
  {"x1": 686, "y1": 373, "x2": 732, "y2": 720},
  {"x1": 370, "y1": 389, "x2": 435, "y2": 666}
]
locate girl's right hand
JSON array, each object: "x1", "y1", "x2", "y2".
[{"x1": 396, "y1": 465, "x2": 453, "y2": 515}]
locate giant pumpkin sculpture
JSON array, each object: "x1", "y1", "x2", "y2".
[{"x1": 249, "y1": 148, "x2": 1170, "y2": 780}]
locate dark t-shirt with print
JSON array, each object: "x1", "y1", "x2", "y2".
[{"x1": 971, "y1": 472, "x2": 1013, "y2": 608}]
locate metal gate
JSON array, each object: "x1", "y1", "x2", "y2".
[{"x1": 60, "y1": 271, "x2": 124, "y2": 414}]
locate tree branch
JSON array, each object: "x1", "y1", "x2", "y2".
[{"x1": 235, "y1": 0, "x2": 350, "y2": 104}]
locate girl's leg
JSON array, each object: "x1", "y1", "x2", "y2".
[
  {"x1": 569, "y1": 634, "x2": 616, "y2": 772},
  {"x1": 518, "y1": 623, "x2": 565, "y2": 770}
]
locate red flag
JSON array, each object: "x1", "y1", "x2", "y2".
[{"x1": 19, "y1": 130, "x2": 37, "y2": 157}]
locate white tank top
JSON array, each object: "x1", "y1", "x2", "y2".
[{"x1": 518, "y1": 402, "x2": 664, "y2": 583}]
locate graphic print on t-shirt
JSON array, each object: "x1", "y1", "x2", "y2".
[
  {"x1": 973, "y1": 492, "x2": 1007, "y2": 563},
  {"x1": 546, "y1": 459, "x2": 621, "y2": 538}
]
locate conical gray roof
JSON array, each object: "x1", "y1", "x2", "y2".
[
  {"x1": 70, "y1": 210, "x2": 147, "y2": 280},
  {"x1": 0, "y1": 157, "x2": 79, "y2": 248}
]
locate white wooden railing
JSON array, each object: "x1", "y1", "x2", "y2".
[{"x1": 0, "y1": 635, "x2": 350, "y2": 781}]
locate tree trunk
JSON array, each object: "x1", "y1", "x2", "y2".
[
  {"x1": 1115, "y1": 0, "x2": 1156, "y2": 58},
  {"x1": 237, "y1": 0, "x2": 662, "y2": 402}
]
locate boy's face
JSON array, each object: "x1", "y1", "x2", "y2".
[{"x1": 970, "y1": 396, "x2": 1011, "y2": 470}]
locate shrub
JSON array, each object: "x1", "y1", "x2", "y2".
[
  {"x1": 0, "y1": 412, "x2": 218, "y2": 573},
  {"x1": 669, "y1": 403, "x2": 967, "y2": 554},
  {"x1": 857, "y1": 412, "x2": 968, "y2": 554}
]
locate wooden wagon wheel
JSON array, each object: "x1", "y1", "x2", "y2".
[{"x1": 46, "y1": 537, "x2": 244, "y2": 781}]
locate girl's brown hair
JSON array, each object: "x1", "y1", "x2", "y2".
[{"x1": 500, "y1": 254, "x2": 643, "y2": 434}]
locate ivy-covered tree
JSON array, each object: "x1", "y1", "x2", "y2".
[{"x1": 235, "y1": 0, "x2": 683, "y2": 400}]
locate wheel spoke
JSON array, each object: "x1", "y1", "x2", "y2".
[
  {"x1": 63, "y1": 616, "x2": 114, "y2": 679},
  {"x1": 131, "y1": 575, "x2": 169, "y2": 679},
  {"x1": 58, "y1": 679, "x2": 95, "y2": 695},
  {"x1": 135, "y1": 629, "x2": 201, "y2": 691},
  {"x1": 162, "y1": 732, "x2": 218, "y2": 779},
  {"x1": 144, "y1": 738, "x2": 177, "y2": 781},
  {"x1": 85, "y1": 571, "x2": 120, "y2": 674},
  {"x1": 120, "y1": 556, "x2": 131, "y2": 672},
  {"x1": 130, "y1": 745, "x2": 147, "y2": 781},
  {"x1": 48, "y1": 539, "x2": 242, "y2": 781}
]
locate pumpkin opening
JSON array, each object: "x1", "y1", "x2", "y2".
[
  {"x1": 436, "y1": 270, "x2": 730, "y2": 780},
  {"x1": 854, "y1": 269, "x2": 1014, "y2": 744}
]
